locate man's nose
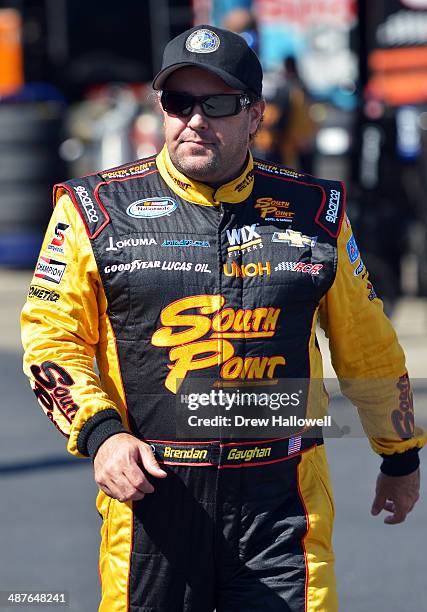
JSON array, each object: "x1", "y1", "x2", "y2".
[{"x1": 186, "y1": 103, "x2": 209, "y2": 129}]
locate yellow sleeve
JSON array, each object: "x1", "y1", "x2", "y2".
[
  {"x1": 21, "y1": 192, "x2": 127, "y2": 458},
  {"x1": 319, "y1": 214, "x2": 426, "y2": 459}
]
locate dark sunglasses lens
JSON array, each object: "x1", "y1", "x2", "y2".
[
  {"x1": 162, "y1": 92, "x2": 194, "y2": 116},
  {"x1": 202, "y1": 95, "x2": 239, "y2": 117}
]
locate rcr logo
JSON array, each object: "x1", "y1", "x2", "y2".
[
  {"x1": 75, "y1": 186, "x2": 99, "y2": 223},
  {"x1": 326, "y1": 189, "x2": 340, "y2": 223}
]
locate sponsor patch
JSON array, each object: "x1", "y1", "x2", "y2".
[
  {"x1": 162, "y1": 239, "x2": 210, "y2": 248},
  {"x1": 353, "y1": 260, "x2": 365, "y2": 276},
  {"x1": 367, "y1": 281, "x2": 377, "y2": 301},
  {"x1": 47, "y1": 222, "x2": 70, "y2": 255},
  {"x1": 35, "y1": 256, "x2": 66, "y2": 285},
  {"x1": 101, "y1": 159, "x2": 156, "y2": 180},
  {"x1": 186, "y1": 28, "x2": 220, "y2": 53},
  {"x1": 223, "y1": 261, "x2": 271, "y2": 278},
  {"x1": 255, "y1": 197, "x2": 295, "y2": 222},
  {"x1": 272, "y1": 230, "x2": 317, "y2": 248},
  {"x1": 392, "y1": 374, "x2": 415, "y2": 439},
  {"x1": 226, "y1": 224, "x2": 262, "y2": 256},
  {"x1": 30, "y1": 361, "x2": 79, "y2": 435},
  {"x1": 28, "y1": 285, "x2": 60, "y2": 302},
  {"x1": 75, "y1": 185, "x2": 99, "y2": 223},
  {"x1": 255, "y1": 161, "x2": 303, "y2": 179},
  {"x1": 346, "y1": 234, "x2": 360, "y2": 264},
  {"x1": 127, "y1": 197, "x2": 178, "y2": 219},
  {"x1": 104, "y1": 260, "x2": 212, "y2": 274},
  {"x1": 275, "y1": 261, "x2": 323, "y2": 275},
  {"x1": 234, "y1": 170, "x2": 254, "y2": 192},
  {"x1": 106, "y1": 236, "x2": 157, "y2": 251}
]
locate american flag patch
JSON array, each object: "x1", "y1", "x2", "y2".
[{"x1": 288, "y1": 436, "x2": 302, "y2": 455}]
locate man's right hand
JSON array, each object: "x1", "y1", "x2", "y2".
[{"x1": 93, "y1": 433, "x2": 167, "y2": 502}]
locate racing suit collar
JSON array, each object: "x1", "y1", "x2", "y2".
[{"x1": 156, "y1": 144, "x2": 254, "y2": 206}]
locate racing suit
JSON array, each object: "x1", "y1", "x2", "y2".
[{"x1": 21, "y1": 146, "x2": 425, "y2": 611}]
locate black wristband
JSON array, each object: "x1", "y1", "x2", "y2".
[
  {"x1": 380, "y1": 447, "x2": 420, "y2": 477},
  {"x1": 77, "y1": 408, "x2": 128, "y2": 458}
]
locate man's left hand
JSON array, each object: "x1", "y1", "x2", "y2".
[{"x1": 371, "y1": 468, "x2": 420, "y2": 524}]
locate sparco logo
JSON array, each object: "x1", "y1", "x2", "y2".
[
  {"x1": 326, "y1": 189, "x2": 340, "y2": 223},
  {"x1": 75, "y1": 186, "x2": 99, "y2": 223}
]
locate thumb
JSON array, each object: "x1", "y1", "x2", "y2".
[
  {"x1": 371, "y1": 491, "x2": 386, "y2": 516},
  {"x1": 139, "y1": 443, "x2": 167, "y2": 478}
]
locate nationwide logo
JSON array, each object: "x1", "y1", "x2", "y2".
[
  {"x1": 226, "y1": 223, "x2": 262, "y2": 256},
  {"x1": 275, "y1": 261, "x2": 323, "y2": 275},
  {"x1": 127, "y1": 197, "x2": 178, "y2": 219},
  {"x1": 272, "y1": 230, "x2": 317, "y2": 248},
  {"x1": 162, "y1": 239, "x2": 210, "y2": 248},
  {"x1": 255, "y1": 197, "x2": 295, "y2": 222},
  {"x1": 47, "y1": 222, "x2": 69, "y2": 255},
  {"x1": 35, "y1": 256, "x2": 67, "y2": 285},
  {"x1": 106, "y1": 236, "x2": 157, "y2": 252},
  {"x1": 223, "y1": 261, "x2": 271, "y2": 278},
  {"x1": 151, "y1": 295, "x2": 285, "y2": 392},
  {"x1": 75, "y1": 186, "x2": 99, "y2": 223},
  {"x1": 326, "y1": 189, "x2": 340, "y2": 223},
  {"x1": 28, "y1": 285, "x2": 60, "y2": 302}
]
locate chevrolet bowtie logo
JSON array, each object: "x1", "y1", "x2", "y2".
[{"x1": 272, "y1": 230, "x2": 317, "y2": 248}]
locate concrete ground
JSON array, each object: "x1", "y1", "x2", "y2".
[{"x1": 1, "y1": 269, "x2": 426, "y2": 611}]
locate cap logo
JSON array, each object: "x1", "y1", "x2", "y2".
[{"x1": 185, "y1": 29, "x2": 220, "y2": 54}]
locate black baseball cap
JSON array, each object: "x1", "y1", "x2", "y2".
[{"x1": 152, "y1": 25, "x2": 263, "y2": 97}]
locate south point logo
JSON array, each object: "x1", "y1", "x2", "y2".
[{"x1": 151, "y1": 295, "x2": 285, "y2": 393}]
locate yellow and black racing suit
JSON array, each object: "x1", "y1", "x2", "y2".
[{"x1": 21, "y1": 146, "x2": 425, "y2": 611}]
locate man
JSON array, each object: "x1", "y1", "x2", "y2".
[{"x1": 21, "y1": 25, "x2": 424, "y2": 611}]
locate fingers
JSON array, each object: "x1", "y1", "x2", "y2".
[
  {"x1": 139, "y1": 444, "x2": 168, "y2": 479},
  {"x1": 371, "y1": 491, "x2": 387, "y2": 516}
]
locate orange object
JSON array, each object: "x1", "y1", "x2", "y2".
[{"x1": 0, "y1": 9, "x2": 24, "y2": 97}]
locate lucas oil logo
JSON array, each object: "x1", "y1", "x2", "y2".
[
  {"x1": 127, "y1": 197, "x2": 178, "y2": 219},
  {"x1": 151, "y1": 295, "x2": 285, "y2": 393},
  {"x1": 226, "y1": 224, "x2": 262, "y2": 256}
]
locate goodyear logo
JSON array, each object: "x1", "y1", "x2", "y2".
[{"x1": 227, "y1": 446, "x2": 271, "y2": 462}]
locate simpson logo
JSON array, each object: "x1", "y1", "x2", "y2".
[
  {"x1": 163, "y1": 447, "x2": 208, "y2": 460},
  {"x1": 151, "y1": 295, "x2": 285, "y2": 392},
  {"x1": 28, "y1": 285, "x2": 60, "y2": 302},
  {"x1": 226, "y1": 224, "x2": 262, "y2": 256},
  {"x1": 272, "y1": 230, "x2": 317, "y2": 248},
  {"x1": 162, "y1": 239, "x2": 210, "y2": 248},
  {"x1": 275, "y1": 261, "x2": 323, "y2": 275},
  {"x1": 326, "y1": 189, "x2": 340, "y2": 223},
  {"x1": 127, "y1": 197, "x2": 178, "y2": 219},
  {"x1": 227, "y1": 446, "x2": 271, "y2": 462},
  {"x1": 223, "y1": 261, "x2": 271, "y2": 277},
  {"x1": 255, "y1": 197, "x2": 295, "y2": 222},
  {"x1": 35, "y1": 256, "x2": 66, "y2": 285},
  {"x1": 47, "y1": 222, "x2": 69, "y2": 255},
  {"x1": 30, "y1": 361, "x2": 79, "y2": 435},
  {"x1": 106, "y1": 236, "x2": 157, "y2": 251},
  {"x1": 75, "y1": 186, "x2": 99, "y2": 223},
  {"x1": 346, "y1": 234, "x2": 359, "y2": 264}
]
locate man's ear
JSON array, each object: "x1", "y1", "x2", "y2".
[{"x1": 249, "y1": 99, "x2": 266, "y2": 135}]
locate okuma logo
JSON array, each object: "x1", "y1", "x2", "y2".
[
  {"x1": 185, "y1": 29, "x2": 220, "y2": 53},
  {"x1": 127, "y1": 197, "x2": 178, "y2": 219}
]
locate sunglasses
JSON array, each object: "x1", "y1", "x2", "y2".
[{"x1": 160, "y1": 91, "x2": 253, "y2": 118}]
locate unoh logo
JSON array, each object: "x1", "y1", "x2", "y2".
[{"x1": 127, "y1": 197, "x2": 178, "y2": 219}]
